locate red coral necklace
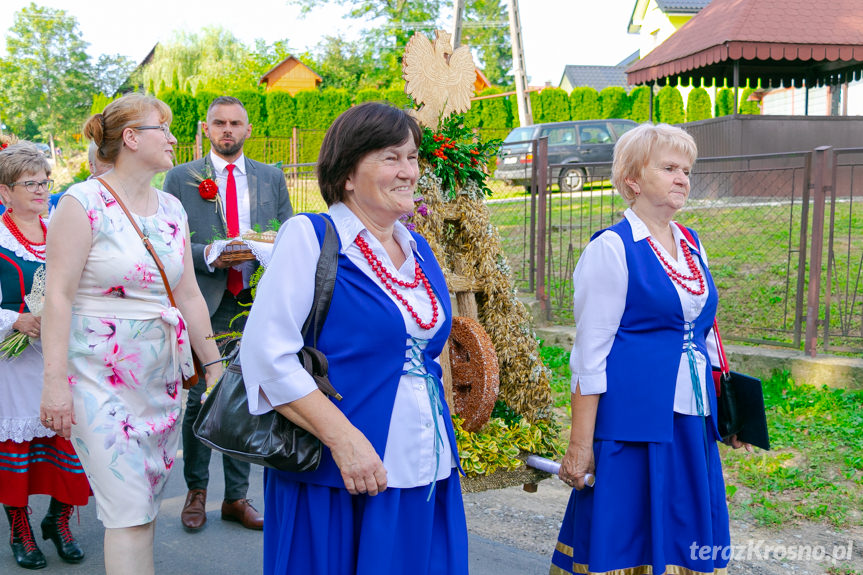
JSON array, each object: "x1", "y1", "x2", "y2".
[
  {"x1": 2, "y1": 212, "x2": 46, "y2": 261},
  {"x1": 646, "y1": 236, "x2": 705, "y2": 295},
  {"x1": 355, "y1": 234, "x2": 439, "y2": 330}
]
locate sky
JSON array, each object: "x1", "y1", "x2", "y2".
[{"x1": 0, "y1": 0, "x2": 642, "y2": 87}]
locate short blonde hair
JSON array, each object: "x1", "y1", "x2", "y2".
[
  {"x1": 611, "y1": 123, "x2": 697, "y2": 204},
  {"x1": 0, "y1": 142, "x2": 52, "y2": 186},
  {"x1": 82, "y1": 93, "x2": 172, "y2": 164}
]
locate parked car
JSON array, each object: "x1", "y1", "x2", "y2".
[{"x1": 493, "y1": 119, "x2": 638, "y2": 192}]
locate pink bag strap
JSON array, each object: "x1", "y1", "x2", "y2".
[{"x1": 674, "y1": 222, "x2": 729, "y2": 375}]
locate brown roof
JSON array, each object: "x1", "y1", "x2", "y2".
[
  {"x1": 627, "y1": 0, "x2": 863, "y2": 87},
  {"x1": 259, "y1": 56, "x2": 322, "y2": 85}
]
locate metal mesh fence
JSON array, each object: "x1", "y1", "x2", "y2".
[{"x1": 823, "y1": 148, "x2": 863, "y2": 352}]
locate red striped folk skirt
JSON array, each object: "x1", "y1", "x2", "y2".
[{"x1": 0, "y1": 437, "x2": 91, "y2": 507}]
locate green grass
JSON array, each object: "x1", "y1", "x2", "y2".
[
  {"x1": 539, "y1": 345, "x2": 863, "y2": 528},
  {"x1": 722, "y1": 369, "x2": 863, "y2": 527}
]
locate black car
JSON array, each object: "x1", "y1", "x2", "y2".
[{"x1": 493, "y1": 119, "x2": 637, "y2": 192}]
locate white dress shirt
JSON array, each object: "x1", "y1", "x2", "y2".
[
  {"x1": 207, "y1": 152, "x2": 254, "y2": 284},
  {"x1": 570, "y1": 208, "x2": 719, "y2": 416},
  {"x1": 241, "y1": 202, "x2": 454, "y2": 488}
]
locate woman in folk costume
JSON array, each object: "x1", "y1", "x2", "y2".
[
  {"x1": 0, "y1": 142, "x2": 90, "y2": 570},
  {"x1": 39, "y1": 94, "x2": 222, "y2": 575},
  {"x1": 241, "y1": 102, "x2": 468, "y2": 575},
  {"x1": 551, "y1": 123, "x2": 749, "y2": 575}
]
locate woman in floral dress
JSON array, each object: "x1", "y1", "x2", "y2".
[
  {"x1": 40, "y1": 94, "x2": 223, "y2": 575},
  {"x1": 0, "y1": 142, "x2": 90, "y2": 570}
]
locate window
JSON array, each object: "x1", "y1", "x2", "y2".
[
  {"x1": 579, "y1": 124, "x2": 612, "y2": 144},
  {"x1": 541, "y1": 126, "x2": 576, "y2": 146}
]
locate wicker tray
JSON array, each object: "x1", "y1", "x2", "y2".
[{"x1": 220, "y1": 240, "x2": 256, "y2": 264}]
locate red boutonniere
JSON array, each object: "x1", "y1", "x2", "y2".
[
  {"x1": 188, "y1": 163, "x2": 225, "y2": 223},
  {"x1": 199, "y1": 178, "x2": 218, "y2": 200}
]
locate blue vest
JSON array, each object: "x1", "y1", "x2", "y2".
[
  {"x1": 592, "y1": 218, "x2": 720, "y2": 443},
  {"x1": 274, "y1": 214, "x2": 457, "y2": 487},
  {"x1": 0, "y1": 245, "x2": 40, "y2": 313}
]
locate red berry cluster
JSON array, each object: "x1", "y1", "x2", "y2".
[
  {"x1": 431, "y1": 134, "x2": 456, "y2": 160},
  {"x1": 198, "y1": 179, "x2": 218, "y2": 200}
]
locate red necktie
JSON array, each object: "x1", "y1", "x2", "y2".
[{"x1": 225, "y1": 164, "x2": 243, "y2": 296}]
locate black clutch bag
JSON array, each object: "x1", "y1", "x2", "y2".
[
  {"x1": 193, "y1": 214, "x2": 340, "y2": 471},
  {"x1": 713, "y1": 327, "x2": 770, "y2": 451}
]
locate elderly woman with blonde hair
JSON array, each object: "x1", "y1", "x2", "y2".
[
  {"x1": 40, "y1": 94, "x2": 222, "y2": 575},
  {"x1": 550, "y1": 123, "x2": 748, "y2": 575}
]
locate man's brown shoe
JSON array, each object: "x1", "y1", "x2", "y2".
[
  {"x1": 181, "y1": 489, "x2": 207, "y2": 531},
  {"x1": 220, "y1": 499, "x2": 264, "y2": 530}
]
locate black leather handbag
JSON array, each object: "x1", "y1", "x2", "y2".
[
  {"x1": 193, "y1": 215, "x2": 341, "y2": 471},
  {"x1": 713, "y1": 323, "x2": 770, "y2": 450}
]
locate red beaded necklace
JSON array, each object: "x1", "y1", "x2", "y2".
[
  {"x1": 646, "y1": 236, "x2": 705, "y2": 295},
  {"x1": 2, "y1": 212, "x2": 46, "y2": 261},
  {"x1": 355, "y1": 234, "x2": 439, "y2": 330}
]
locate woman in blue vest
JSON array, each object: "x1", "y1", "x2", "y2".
[
  {"x1": 550, "y1": 123, "x2": 749, "y2": 575},
  {"x1": 241, "y1": 102, "x2": 467, "y2": 575},
  {"x1": 0, "y1": 142, "x2": 89, "y2": 570}
]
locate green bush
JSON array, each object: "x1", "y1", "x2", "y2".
[
  {"x1": 382, "y1": 88, "x2": 410, "y2": 109},
  {"x1": 686, "y1": 86, "x2": 712, "y2": 122},
  {"x1": 265, "y1": 91, "x2": 297, "y2": 138},
  {"x1": 354, "y1": 89, "x2": 383, "y2": 104},
  {"x1": 739, "y1": 87, "x2": 761, "y2": 115},
  {"x1": 158, "y1": 89, "x2": 198, "y2": 142},
  {"x1": 478, "y1": 88, "x2": 513, "y2": 129},
  {"x1": 628, "y1": 85, "x2": 651, "y2": 123},
  {"x1": 654, "y1": 84, "x2": 684, "y2": 124},
  {"x1": 195, "y1": 90, "x2": 218, "y2": 122},
  {"x1": 535, "y1": 87, "x2": 570, "y2": 123},
  {"x1": 599, "y1": 86, "x2": 631, "y2": 119},
  {"x1": 234, "y1": 89, "x2": 266, "y2": 135},
  {"x1": 90, "y1": 93, "x2": 118, "y2": 115},
  {"x1": 715, "y1": 87, "x2": 735, "y2": 117},
  {"x1": 569, "y1": 87, "x2": 600, "y2": 120}
]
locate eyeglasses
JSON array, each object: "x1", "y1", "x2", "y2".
[
  {"x1": 133, "y1": 124, "x2": 173, "y2": 138},
  {"x1": 9, "y1": 179, "x2": 54, "y2": 193}
]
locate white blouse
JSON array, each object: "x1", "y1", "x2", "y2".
[
  {"x1": 241, "y1": 202, "x2": 455, "y2": 488},
  {"x1": 570, "y1": 209, "x2": 719, "y2": 416}
]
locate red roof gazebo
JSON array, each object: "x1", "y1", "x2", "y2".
[{"x1": 626, "y1": 0, "x2": 863, "y2": 113}]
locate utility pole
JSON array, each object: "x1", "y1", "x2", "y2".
[
  {"x1": 451, "y1": 0, "x2": 466, "y2": 48},
  {"x1": 507, "y1": 0, "x2": 533, "y2": 126}
]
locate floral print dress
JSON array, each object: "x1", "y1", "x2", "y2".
[{"x1": 62, "y1": 179, "x2": 194, "y2": 528}]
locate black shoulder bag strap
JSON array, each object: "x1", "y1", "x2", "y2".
[{"x1": 301, "y1": 214, "x2": 339, "y2": 347}]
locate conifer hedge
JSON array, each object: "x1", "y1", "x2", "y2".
[
  {"x1": 685, "y1": 86, "x2": 712, "y2": 122},
  {"x1": 599, "y1": 87, "x2": 631, "y2": 120},
  {"x1": 715, "y1": 87, "x2": 735, "y2": 117},
  {"x1": 629, "y1": 85, "x2": 651, "y2": 123},
  {"x1": 654, "y1": 84, "x2": 685, "y2": 124},
  {"x1": 569, "y1": 87, "x2": 600, "y2": 121}
]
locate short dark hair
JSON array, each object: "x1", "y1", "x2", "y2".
[
  {"x1": 207, "y1": 96, "x2": 246, "y2": 116},
  {"x1": 317, "y1": 102, "x2": 422, "y2": 206}
]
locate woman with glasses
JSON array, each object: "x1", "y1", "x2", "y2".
[
  {"x1": 0, "y1": 141, "x2": 90, "y2": 570},
  {"x1": 40, "y1": 94, "x2": 223, "y2": 575}
]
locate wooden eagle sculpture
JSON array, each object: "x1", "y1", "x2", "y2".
[{"x1": 403, "y1": 30, "x2": 476, "y2": 128}]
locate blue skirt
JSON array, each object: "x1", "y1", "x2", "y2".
[
  {"x1": 263, "y1": 469, "x2": 469, "y2": 575},
  {"x1": 550, "y1": 413, "x2": 730, "y2": 575}
]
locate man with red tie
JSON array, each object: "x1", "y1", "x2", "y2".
[{"x1": 164, "y1": 96, "x2": 293, "y2": 533}]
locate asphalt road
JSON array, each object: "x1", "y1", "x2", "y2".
[{"x1": 2, "y1": 451, "x2": 552, "y2": 575}]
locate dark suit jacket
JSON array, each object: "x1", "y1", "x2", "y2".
[{"x1": 163, "y1": 154, "x2": 293, "y2": 315}]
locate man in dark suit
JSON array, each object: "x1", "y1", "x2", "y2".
[{"x1": 164, "y1": 96, "x2": 293, "y2": 532}]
